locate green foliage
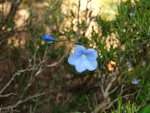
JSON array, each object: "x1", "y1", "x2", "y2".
[
  {"x1": 139, "y1": 104, "x2": 150, "y2": 113},
  {"x1": 72, "y1": 94, "x2": 89, "y2": 111},
  {"x1": 112, "y1": 97, "x2": 141, "y2": 113},
  {"x1": 1, "y1": 0, "x2": 150, "y2": 112}
]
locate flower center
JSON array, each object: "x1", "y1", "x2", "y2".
[{"x1": 82, "y1": 54, "x2": 86, "y2": 57}]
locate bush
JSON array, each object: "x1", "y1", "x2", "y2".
[{"x1": 0, "y1": 0, "x2": 150, "y2": 112}]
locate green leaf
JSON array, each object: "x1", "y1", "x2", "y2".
[{"x1": 139, "y1": 104, "x2": 150, "y2": 113}]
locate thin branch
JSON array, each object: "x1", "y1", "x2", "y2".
[
  {"x1": 85, "y1": 95, "x2": 92, "y2": 112},
  {"x1": 1, "y1": 92, "x2": 45, "y2": 111},
  {"x1": 0, "y1": 68, "x2": 37, "y2": 95},
  {"x1": 104, "y1": 75, "x2": 117, "y2": 97},
  {"x1": 0, "y1": 93, "x2": 17, "y2": 98},
  {"x1": 77, "y1": 0, "x2": 80, "y2": 33}
]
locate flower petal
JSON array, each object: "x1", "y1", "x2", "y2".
[
  {"x1": 86, "y1": 49, "x2": 98, "y2": 60},
  {"x1": 43, "y1": 35, "x2": 55, "y2": 41},
  {"x1": 132, "y1": 78, "x2": 140, "y2": 85},
  {"x1": 74, "y1": 45, "x2": 86, "y2": 55},
  {"x1": 84, "y1": 58, "x2": 98, "y2": 71},
  {"x1": 127, "y1": 61, "x2": 132, "y2": 68},
  {"x1": 75, "y1": 57, "x2": 86, "y2": 73},
  {"x1": 68, "y1": 54, "x2": 81, "y2": 66}
]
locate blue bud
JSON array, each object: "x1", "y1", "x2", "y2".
[{"x1": 43, "y1": 35, "x2": 55, "y2": 41}]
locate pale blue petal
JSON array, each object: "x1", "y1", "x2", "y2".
[
  {"x1": 86, "y1": 49, "x2": 98, "y2": 60},
  {"x1": 68, "y1": 54, "x2": 81, "y2": 66},
  {"x1": 118, "y1": 3, "x2": 121, "y2": 7},
  {"x1": 74, "y1": 45, "x2": 86, "y2": 55},
  {"x1": 132, "y1": 78, "x2": 140, "y2": 85},
  {"x1": 127, "y1": 61, "x2": 132, "y2": 68},
  {"x1": 84, "y1": 58, "x2": 98, "y2": 71},
  {"x1": 129, "y1": 11, "x2": 136, "y2": 16},
  {"x1": 75, "y1": 57, "x2": 86, "y2": 73}
]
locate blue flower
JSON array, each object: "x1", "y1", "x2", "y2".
[
  {"x1": 43, "y1": 35, "x2": 55, "y2": 41},
  {"x1": 134, "y1": 108, "x2": 137, "y2": 112},
  {"x1": 132, "y1": 78, "x2": 140, "y2": 85},
  {"x1": 129, "y1": 10, "x2": 136, "y2": 16},
  {"x1": 127, "y1": 61, "x2": 132, "y2": 68},
  {"x1": 68, "y1": 45, "x2": 98, "y2": 73},
  {"x1": 118, "y1": 3, "x2": 121, "y2": 7},
  {"x1": 123, "y1": 110, "x2": 126, "y2": 113}
]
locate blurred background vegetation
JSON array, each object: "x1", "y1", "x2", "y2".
[{"x1": 0, "y1": 0, "x2": 150, "y2": 113}]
